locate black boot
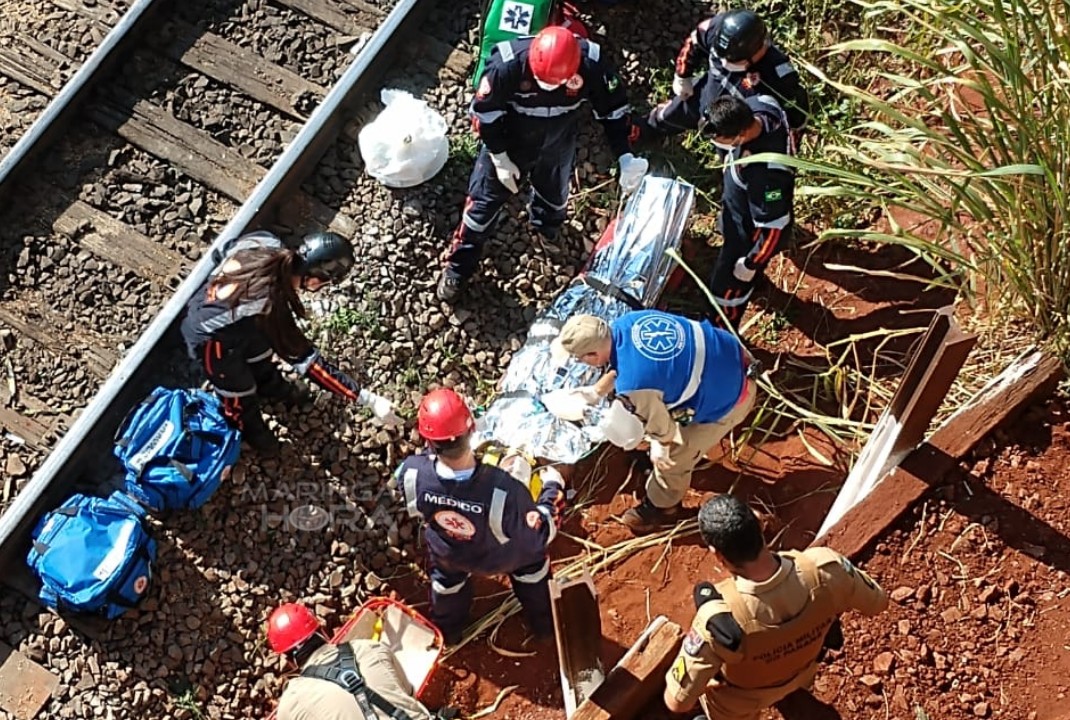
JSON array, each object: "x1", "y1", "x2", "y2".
[{"x1": 239, "y1": 399, "x2": 280, "y2": 457}]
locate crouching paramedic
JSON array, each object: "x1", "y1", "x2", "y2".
[
  {"x1": 397, "y1": 388, "x2": 566, "y2": 644},
  {"x1": 550, "y1": 310, "x2": 755, "y2": 534},
  {"x1": 704, "y1": 94, "x2": 795, "y2": 330},
  {"x1": 267, "y1": 602, "x2": 434, "y2": 720},
  {"x1": 665, "y1": 495, "x2": 888, "y2": 719},
  {"x1": 180, "y1": 231, "x2": 401, "y2": 456}
]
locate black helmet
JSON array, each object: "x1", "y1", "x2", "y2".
[
  {"x1": 713, "y1": 9, "x2": 768, "y2": 63},
  {"x1": 295, "y1": 231, "x2": 355, "y2": 283}
]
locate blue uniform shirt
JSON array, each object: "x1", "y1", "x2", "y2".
[
  {"x1": 610, "y1": 310, "x2": 745, "y2": 423},
  {"x1": 398, "y1": 452, "x2": 563, "y2": 575}
]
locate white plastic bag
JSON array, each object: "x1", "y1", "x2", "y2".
[{"x1": 358, "y1": 89, "x2": 449, "y2": 188}]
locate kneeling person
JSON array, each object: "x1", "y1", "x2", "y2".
[
  {"x1": 552, "y1": 310, "x2": 755, "y2": 534},
  {"x1": 398, "y1": 389, "x2": 566, "y2": 644},
  {"x1": 665, "y1": 495, "x2": 888, "y2": 719},
  {"x1": 268, "y1": 603, "x2": 432, "y2": 720}
]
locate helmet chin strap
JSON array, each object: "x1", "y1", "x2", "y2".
[{"x1": 535, "y1": 78, "x2": 564, "y2": 91}]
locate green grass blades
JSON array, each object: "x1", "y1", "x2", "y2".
[{"x1": 795, "y1": 0, "x2": 1070, "y2": 357}]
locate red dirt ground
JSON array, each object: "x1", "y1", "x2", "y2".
[
  {"x1": 413, "y1": 430, "x2": 850, "y2": 720},
  {"x1": 409, "y1": 393, "x2": 1070, "y2": 720},
  {"x1": 404, "y1": 230, "x2": 967, "y2": 718},
  {"x1": 814, "y1": 396, "x2": 1070, "y2": 720}
]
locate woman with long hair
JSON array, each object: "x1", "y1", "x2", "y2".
[{"x1": 180, "y1": 230, "x2": 400, "y2": 456}]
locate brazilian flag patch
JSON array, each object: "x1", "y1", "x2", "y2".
[
  {"x1": 764, "y1": 188, "x2": 783, "y2": 202},
  {"x1": 606, "y1": 74, "x2": 621, "y2": 92}
]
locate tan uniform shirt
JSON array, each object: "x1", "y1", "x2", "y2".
[
  {"x1": 278, "y1": 640, "x2": 432, "y2": 720},
  {"x1": 665, "y1": 548, "x2": 888, "y2": 709}
]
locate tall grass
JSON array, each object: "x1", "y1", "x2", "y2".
[{"x1": 758, "y1": 0, "x2": 1070, "y2": 356}]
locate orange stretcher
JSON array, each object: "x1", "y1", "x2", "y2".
[
  {"x1": 329, "y1": 597, "x2": 444, "y2": 698},
  {"x1": 266, "y1": 597, "x2": 444, "y2": 718}
]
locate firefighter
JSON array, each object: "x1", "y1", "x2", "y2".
[
  {"x1": 704, "y1": 94, "x2": 795, "y2": 330},
  {"x1": 397, "y1": 388, "x2": 567, "y2": 644},
  {"x1": 550, "y1": 310, "x2": 755, "y2": 534},
  {"x1": 664, "y1": 494, "x2": 888, "y2": 719},
  {"x1": 180, "y1": 231, "x2": 401, "y2": 457},
  {"x1": 634, "y1": 8, "x2": 809, "y2": 141},
  {"x1": 267, "y1": 602, "x2": 436, "y2": 720},
  {"x1": 437, "y1": 25, "x2": 648, "y2": 303}
]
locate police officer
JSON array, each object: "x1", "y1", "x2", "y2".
[
  {"x1": 704, "y1": 94, "x2": 795, "y2": 330},
  {"x1": 267, "y1": 602, "x2": 435, "y2": 720},
  {"x1": 397, "y1": 388, "x2": 566, "y2": 644},
  {"x1": 635, "y1": 8, "x2": 809, "y2": 140},
  {"x1": 180, "y1": 231, "x2": 401, "y2": 456},
  {"x1": 550, "y1": 310, "x2": 755, "y2": 534},
  {"x1": 437, "y1": 25, "x2": 648, "y2": 303},
  {"x1": 664, "y1": 494, "x2": 888, "y2": 719}
]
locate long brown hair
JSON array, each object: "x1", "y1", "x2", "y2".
[{"x1": 214, "y1": 247, "x2": 313, "y2": 359}]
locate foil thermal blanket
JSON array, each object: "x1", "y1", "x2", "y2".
[{"x1": 474, "y1": 176, "x2": 696, "y2": 463}]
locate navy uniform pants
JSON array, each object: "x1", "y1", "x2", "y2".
[
  {"x1": 443, "y1": 129, "x2": 577, "y2": 282},
  {"x1": 197, "y1": 335, "x2": 291, "y2": 430},
  {"x1": 708, "y1": 175, "x2": 790, "y2": 329},
  {"x1": 429, "y1": 555, "x2": 554, "y2": 643},
  {"x1": 634, "y1": 75, "x2": 719, "y2": 138}
]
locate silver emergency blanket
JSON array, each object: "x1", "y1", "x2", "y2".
[{"x1": 473, "y1": 176, "x2": 696, "y2": 463}]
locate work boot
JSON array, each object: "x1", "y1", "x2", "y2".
[
  {"x1": 436, "y1": 272, "x2": 466, "y2": 304},
  {"x1": 260, "y1": 378, "x2": 313, "y2": 408},
  {"x1": 621, "y1": 498, "x2": 681, "y2": 534},
  {"x1": 240, "y1": 406, "x2": 280, "y2": 458}
]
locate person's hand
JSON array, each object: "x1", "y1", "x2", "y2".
[
  {"x1": 649, "y1": 439, "x2": 676, "y2": 471},
  {"x1": 672, "y1": 75, "x2": 695, "y2": 99},
  {"x1": 489, "y1": 151, "x2": 521, "y2": 193},
  {"x1": 540, "y1": 466, "x2": 566, "y2": 488},
  {"x1": 733, "y1": 256, "x2": 756, "y2": 283},
  {"x1": 573, "y1": 385, "x2": 602, "y2": 405},
  {"x1": 618, "y1": 153, "x2": 649, "y2": 195}
]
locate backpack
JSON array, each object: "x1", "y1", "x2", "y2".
[
  {"x1": 114, "y1": 387, "x2": 241, "y2": 512},
  {"x1": 473, "y1": 0, "x2": 558, "y2": 87},
  {"x1": 27, "y1": 491, "x2": 157, "y2": 619}
]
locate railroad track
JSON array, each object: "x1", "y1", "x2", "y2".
[{"x1": 0, "y1": 0, "x2": 472, "y2": 568}]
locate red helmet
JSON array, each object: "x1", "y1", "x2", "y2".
[
  {"x1": 266, "y1": 603, "x2": 320, "y2": 654},
  {"x1": 418, "y1": 388, "x2": 475, "y2": 442},
  {"x1": 529, "y1": 26, "x2": 581, "y2": 86}
]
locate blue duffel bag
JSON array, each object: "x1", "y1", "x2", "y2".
[
  {"x1": 114, "y1": 386, "x2": 241, "y2": 512},
  {"x1": 27, "y1": 491, "x2": 157, "y2": 618}
]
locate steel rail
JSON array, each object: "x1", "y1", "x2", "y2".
[
  {"x1": 0, "y1": 0, "x2": 173, "y2": 200},
  {"x1": 0, "y1": 0, "x2": 433, "y2": 567}
]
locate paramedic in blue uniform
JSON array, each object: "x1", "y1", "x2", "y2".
[
  {"x1": 551, "y1": 310, "x2": 755, "y2": 534},
  {"x1": 703, "y1": 94, "x2": 795, "y2": 329},
  {"x1": 633, "y1": 8, "x2": 809, "y2": 141},
  {"x1": 437, "y1": 25, "x2": 648, "y2": 303},
  {"x1": 180, "y1": 231, "x2": 401, "y2": 456},
  {"x1": 397, "y1": 388, "x2": 567, "y2": 644}
]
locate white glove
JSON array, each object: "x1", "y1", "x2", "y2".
[
  {"x1": 618, "y1": 153, "x2": 648, "y2": 195},
  {"x1": 649, "y1": 439, "x2": 676, "y2": 472},
  {"x1": 672, "y1": 75, "x2": 695, "y2": 99},
  {"x1": 733, "y1": 256, "x2": 757, "y2": 283},
  {"x1": 540, "y1": 466, "x2": 566, "y2": 489},
  {"x1": 573, "y1": 385, "x2": 602, "y2": 405},
  {"x1": 489, "y1": 151, "x2": 520, "y2": 193},
  {"x1": 358, "y1": 389, "x2": 402, "y2": 427}
]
